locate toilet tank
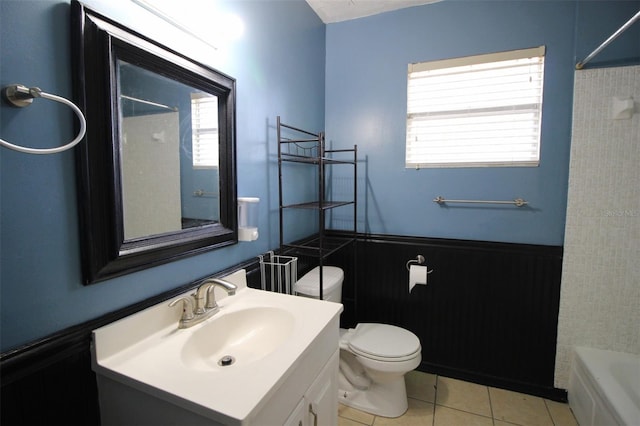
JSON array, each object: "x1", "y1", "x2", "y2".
[{"x1": 294, "y1": 266, "x2": 344, "y2": 303}]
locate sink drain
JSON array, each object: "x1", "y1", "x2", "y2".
[{"x1": 218, "y1": 355, "x2": 235, "y2": 366}]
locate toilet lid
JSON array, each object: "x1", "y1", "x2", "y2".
[{"x1": 348, "y1": 323, "x2": 421, "y2": 360}]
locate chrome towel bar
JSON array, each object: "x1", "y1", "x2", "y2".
[
  {"x1": 433, "y1": 196, "x2": 528, "y2": 207},
  {"x1": 193, "y1": 189, "x2": 217, "y2": 197}
]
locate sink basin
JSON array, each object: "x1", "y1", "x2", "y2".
[
  {"x1": 181, "y1": 307, "x2": 294, "y2": 370},
  {"x1": 92, "y1": 269, "x2": 343, "y2": 425}
]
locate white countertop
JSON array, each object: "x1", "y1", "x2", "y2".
[{"x1": 92, "y1": 270, "x2": 343, "y2": 425}]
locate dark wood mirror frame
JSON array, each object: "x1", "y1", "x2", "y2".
[{"x1": 71, "y1": 1, "x2": 237, "y2": 285}]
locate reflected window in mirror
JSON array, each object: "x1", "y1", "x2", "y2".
[{"x1": 191, "y1": 93, "x2": 219, "y2": 169}]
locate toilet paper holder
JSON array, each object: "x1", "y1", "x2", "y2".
[
  {"x1": 406, "y1": 255, "x2": 432, "y2": 273},
  {"x1": 406, "y1": 255, "x2": 433, "y2": 294}
]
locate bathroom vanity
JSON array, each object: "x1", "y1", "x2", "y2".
[{"x1": 91, "y1": 270, "x2": 342, "y2": 425}]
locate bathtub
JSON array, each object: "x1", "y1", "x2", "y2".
[{"x1": 569, "y1": 347, "x2": 640, "y2": 426}]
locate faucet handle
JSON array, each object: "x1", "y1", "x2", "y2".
[
  {"x1": 169, "y1": 296, "x2": 195, "y2": 322},
  {"x1": 205, "y1": 286, "x2": 220, "y2": 310},
  {"x1": 204, "y1": 279, "x2": 237, "y2": 310},
  {"x1": 195, "y1": 282, "x2": 215, "y2": 314}
]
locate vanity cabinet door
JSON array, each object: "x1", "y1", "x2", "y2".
[
  {"x1": 283, "y1": 398, "x2": 306, "y2": 426},
  {"x1": 277, "y1": 350, "x2": 339, "y2": 426},
  {"x1": 304, "y1": 350, "x2": 338, "y2": 426}
]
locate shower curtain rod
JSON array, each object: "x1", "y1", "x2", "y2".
[
  {"x1": 576, "y1": 9, "x2": 640, "y2": 70},
  {"x1": 120, "y1": 94, "x2": 178, "y2": 112}
]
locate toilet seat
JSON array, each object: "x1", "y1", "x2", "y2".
[{"x1": 344, "y1": 323, "x2": 421, "y2": 362}]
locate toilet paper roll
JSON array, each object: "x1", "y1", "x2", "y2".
[{"x1": 409, "y1": 265, "x2": 428, "y2": 293}]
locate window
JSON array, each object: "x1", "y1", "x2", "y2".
[
  {"x1": 191, "y1": 93, "x2": 219, "y2": 168},
  {"x1": 406, "y1": 46, "x2": 545, "y2": 168}
]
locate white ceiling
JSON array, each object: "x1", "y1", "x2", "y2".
[{"x1": 305, "y1": 0, "x2": 440, "y2": 23}]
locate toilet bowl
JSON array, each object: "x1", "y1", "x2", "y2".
[{"x1": 294, "y1": 266, "x2": 422, "y2": 418}]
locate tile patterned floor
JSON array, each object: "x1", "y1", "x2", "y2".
[{"x1": 338, "y1": 371, "x2": 578, "y2": 426}]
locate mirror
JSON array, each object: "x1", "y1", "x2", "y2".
[
  {"x1": 118, "y1": 61, "x2": 221, "y2": 239},
  {"x1": 72, "y1": 1, "x2": 237, "y2": 284}
]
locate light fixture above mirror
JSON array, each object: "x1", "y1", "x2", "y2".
[
  {"x1": 129, "y1": 0, "x2": 245, "y2": 49},
  {"x1": 130, "y1": 0, "x2": 219, "y2": 50}
]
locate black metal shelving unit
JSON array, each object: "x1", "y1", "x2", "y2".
[{"x1": 277, "y1": 116, "x2": 357, "y2": 300}]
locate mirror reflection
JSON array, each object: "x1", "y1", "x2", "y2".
[{"x1": 118, "y1": 61, "x2": 220, "y2": 240}]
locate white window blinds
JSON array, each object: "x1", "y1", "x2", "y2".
[
  {"x1": 191, "y1": 93, "x2": 219, "y2": 169},
  {"x1": 406, "y1": 46, "x2": 545, "y2": 168}
]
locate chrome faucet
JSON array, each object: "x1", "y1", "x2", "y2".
[
  {"x1": 169, "y1": 278, "x2": 237, "y2": 328},
  {"x1": 195, "y1": 278, "x2": 237, "y2": 315}
]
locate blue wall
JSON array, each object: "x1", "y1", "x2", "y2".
[
  {"x1": 325, "y1": 0, "x2": 639, "y2": 246},
  {"x1": 0, "y1": 0, "x2": 325, "y2": 352},
  {"x1": 325, "y1": 0, "x2": 576, "y2": 245}
]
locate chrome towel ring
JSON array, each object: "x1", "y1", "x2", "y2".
[{"x1": 1, "y1": 84, "x2": 87, "y2": 155}]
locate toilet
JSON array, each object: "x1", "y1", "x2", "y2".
[{"x1": 294, "y1": 266, "x2": 422, "y2": 418}]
